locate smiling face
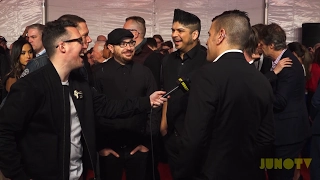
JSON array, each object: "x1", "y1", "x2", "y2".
[
  {"x1": 108, "y1": 38, "x2": 135, "y2": 65},
  {"x1": 63, "y1": 27, "x2": 84, "y2": 70},
  {"x1": 171, "y1": 22, "x2": 197, "y2": 54}
]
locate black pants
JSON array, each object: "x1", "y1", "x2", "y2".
[
  {"x1": 267, "y1": 140, "x2": 306, "y2": 180},
  {"x1": 163, "y1": 132, "x2": 181, "y2": 180},
  {"x1": 99, "y1": 146, "x2": 148, "y2": 180},
  {"x1": 311, "y1": 135, "x2": 320, "y2": 180}
]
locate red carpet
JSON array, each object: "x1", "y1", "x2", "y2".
[{"x1": 87, "y1": 161, "x2": 309, "y2": 180}]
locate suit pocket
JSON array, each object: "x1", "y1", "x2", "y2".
[{"x1": 277, "y1": 111, "x2": 299, "y2": 120}]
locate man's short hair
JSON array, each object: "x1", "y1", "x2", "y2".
[
  {"x1": 94, "y1": 41, "x2": 105, "y2": 52},
  {"x1": 125, "y1": 16, "x2": 146, "y2": 36},
  {"x1": 153, "y1": 34, "x2": 163, "y2": 42},
  {"x1": 42, "y1": 20, "x2": 77, "y2": 58},
  {"x1": 58, "y1": 14, "x2": 86, "y2": 25},
  {"x1": 244, "y1": 27, "x2": 259, "y2": 57},
  {"x1": 173, "y1": 9, "x2": 201, "y2": 38},
  {"x1": 146, "y1": 37, "x2": 157, "y2": 49},
  {"x1": 212, "y1": 10, "x2": 251, "y2": 49},
  {"x1": 252, "y1": 23, "x2": 266, "y2": 35},
  {"x1": 259, "y1": 23, "x2": 287, "y2": 51},
  {"x1": 28, "y1": 23, "x2": 45, "y2": 33}
]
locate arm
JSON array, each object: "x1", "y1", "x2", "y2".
[
  {"x1": 310, "y1": 84, "x2": 320, "y2": 120},
  {"x1": 272, "y1": 65, "x2": 295, "y2": 111},
  {"x1": 264, "y1": 58, "x2": 292, "y2": 82},
  {"x1": 160, "y1": 101, "x2": 168, "y2": 136},
  {"x1": 0, "y1": 81, "x2": 36, "y2": 179},
  {"x1": 92, "y1": 87, "x2": 166, "y2": 119},
  {"x1": 5, "y1": 77, "x2": 17, "y2": 92},
  {"x1": 175, "y1": 69, "x2": 217, "y2": 178}
]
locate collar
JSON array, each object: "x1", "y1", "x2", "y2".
[
  {"x1": 271, "y1": 49, "x2": 287, "y2": 70},
  {"x1": 135, "y1": 38, "x2": 147, "y2": 54},
  {"x1": 175, "y1": 44, "x2": 201, "y2": 61},
  {"x1": 36, "y1": 49, "x2": 46, "y2": 57},
  {"x1": 213, "y1": 49, "x2": 243, "y2": 63},
  {"x1": 111, "y1": 57, "x2": 134, "y2": 70}
]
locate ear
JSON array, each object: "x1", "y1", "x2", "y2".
[
  {"x1": 107, "y1": 44, "x2": 114, "y2": 53},
  {"x1": 217, "y1": 29, "x2": 226, "y2": 45},
  {"x1": 57, "y1": 43, "x2": 66, "y2": 53},
  {"x1": 192, "y1": 30, "x2": 199, "y2": 41},
  {"x1": 269, "y1": 43, "x2": 275, "y2": 50}
]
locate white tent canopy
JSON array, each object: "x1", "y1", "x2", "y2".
[{"x1": 0, "y1": 0, "x2": 319, "y2": 47}]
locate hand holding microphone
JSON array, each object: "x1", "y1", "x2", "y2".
[{"x1": 162, "y1": 77, "x2": 191, "y2": 98}]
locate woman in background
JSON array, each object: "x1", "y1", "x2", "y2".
[{"x1": 3, "y1": 39, "x2": 34, "y2": 93}]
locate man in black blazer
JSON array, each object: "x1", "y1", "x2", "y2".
[
  {"x1": 175, "y1": 10, "x2": 275, "y2": 180},
  {"x1": 0, "y1": 20, "x2": 166, "y2": 180},
  {"x1": 310, "y1": 83, "x2": 320, "y2": 180},
  {"x1": 259, "y1": 23, "x2": 310, "y2": 180}
]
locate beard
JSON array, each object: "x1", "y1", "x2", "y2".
[{"x1": 113, "y1": 49, "x2": 134, "y2": 64}]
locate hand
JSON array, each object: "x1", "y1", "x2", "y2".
[
  {"x1": 273, "y1": 57, "x2": 292, "y2": 74},
  {"x1": 22, "y1": 26, "x2": 29, "y2": 37},
  {"x1": 99, "y1": 148, "x2": 120, "y2": 157},
  {"x1": 150, "y1": 91, "x2": 168, "y2": 108},
  {"x1": 130, "y1": 145, "x2": 149, "y2": 155}
]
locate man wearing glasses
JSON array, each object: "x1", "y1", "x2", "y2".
[
  {"x1": 0, "y1": 22, "x2": 166, "y2": 180},
  {"x1": 123, "y1": 16, "x2": 162, "y2": 90},
  {"x1": 94, "y1": 28, "x2": 160, "y2": 180}
]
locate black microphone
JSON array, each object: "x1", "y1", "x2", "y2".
[{"x1": 162, "y1": 77, "x2": 191, "y2": 98}]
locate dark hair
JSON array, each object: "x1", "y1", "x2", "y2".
[
  {"x1": 288, "y1": 42, "x2": 312, "y2": 80},
  {"x1": 162, "y1": 41, "x2": 173, "y2": 49},
  {"x1": 252, "y1": 23, "x2": 266, "y2": 35},
  {"x1": 42, "y1": 19, "x2": 77, "y2": 58},
  {"x1": 125, "y1": 16, "x2": 146, "y2": 36},
  {"x1": 153, "y1": 34, "x2": 163, "y2": 42},
  {"x1": 212, "y1": 10, "x2": 251, "y2": 49},
  {"x1": 58, "y1": 14, "x2": 86, "y2": 25},
  {"x1": 244, "y1": 27, "x2": 259, "y2": 57},
  {"x1": 173, "y1": 9, "x2": 201, "y2": 38},
  {"x1": 259, "y1": 23, "x2": 286, "y2": 51},
  {"x1": 9, "y1": 39, "x2": 35, "y2": 78},
  {"x1": 146, "y1": 37, "x2": 157, "y2": 49}
]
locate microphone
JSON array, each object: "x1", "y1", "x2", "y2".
[{"x1": 162, "y1": 77, "x2": 191, "y2": 98}]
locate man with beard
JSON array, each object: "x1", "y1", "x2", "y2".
[
  {"x1": 94, "y1": 28, "x2": 161, "y2": 180},
  {"x1": 175, "y1": 10, "x2": 274, "y2": 180},
  {"x1": 0, "y1": 20, "x2": 167, "y2": 180},
  {"x1": 160, "y1": 9, "x2": 208, "y2": 178}
]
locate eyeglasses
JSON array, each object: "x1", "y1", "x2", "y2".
[
  {"x1": 56, "y1": 37, "x2": 83, "y2": 48},
  {"x1": 116, "y1": 40, "x2": 136, "y2": 48}
]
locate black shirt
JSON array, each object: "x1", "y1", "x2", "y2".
[
  {"x1": 94, "y1": 57, "x2": 160, "y2": 149},
  {"x1": 162, "y1": 44, "x2": 208, "y2": 135}
]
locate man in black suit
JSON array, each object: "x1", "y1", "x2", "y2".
[
  {"x1": 175, "y1": 10, "x2": 275, "y2": 180},
  {"x1": 0, "y1": 19, "x2": 166, "y2": 180},
  {"x1": 259, "y1": 23, "x2": 310, "y2": 180},
  {"x1": 310, "y1": 84, "x2": 320, "y2": 180}
]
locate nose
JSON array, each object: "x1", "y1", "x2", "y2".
[
  {"x1": 172, "y1": 30, "x2": 178, "y2": 38},
  {"x1": 87, "y1": 36, "x2": 92, "y2": 43}
]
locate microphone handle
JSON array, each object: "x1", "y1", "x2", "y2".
[{"x1": 162, "y1": 86, "x2": 179, "y2": 98}]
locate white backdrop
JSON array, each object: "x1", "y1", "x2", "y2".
[
  {"x1": 0, "y1": 0, "x2": 320, "y2": 47},
  {"x1": 46, "y1": 0, "x2": 264, "y2": 48}
]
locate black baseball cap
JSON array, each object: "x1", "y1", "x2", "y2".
[{"x1": 107, "y1": 28, "x2": 134, "y2": 45}]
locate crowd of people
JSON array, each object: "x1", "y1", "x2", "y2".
[{"x1": 0, "y1": 7, "x2": 320, "y2": 180}]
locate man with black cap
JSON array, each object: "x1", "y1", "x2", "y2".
[
  {"x1": 160, "y1": 8, "x2": 208, "y2": 178},
  {"x1": 94, "y1": 28, "x2": 161, "y2": 180}
]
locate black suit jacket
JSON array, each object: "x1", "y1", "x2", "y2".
[
  {"x1": 0, "y1": 62, "x2": 151, "y2": 180},
  {"x1": 269, "y1": 49, "x2": 310, "y2": 145},
  {"x1": 175, "y1": 52, "x2": 274, "y2": 180},
  {"x1": 310, "y1": 83, "x2": 320, "y2": 135}
]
